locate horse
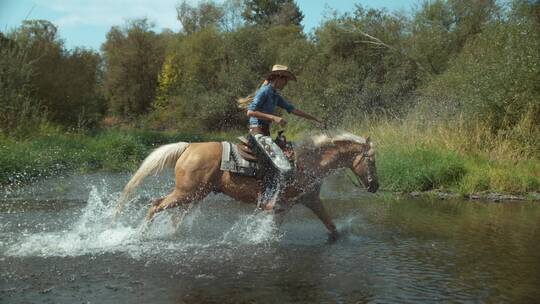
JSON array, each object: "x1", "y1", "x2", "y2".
[{"x1": 114, "y1": 131, "x2": 379, "y2": 240}]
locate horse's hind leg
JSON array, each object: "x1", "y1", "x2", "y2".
[
  {"x1": 150, "y1": 196, "x2": 165, "y2": 207},
  {"x1": 146, "y1": 189, "x2": 208, "y2": 223},
  {"x1": 171, "y1": 202, "x2": 195, "y2": 230},
  {"x1": 146, "y1": 191, "x2": 185, "y2": 222}
]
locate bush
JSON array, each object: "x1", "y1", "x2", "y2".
[
  {"x1": 418, "y1": 19, "x2": 540, "y2": 156},
  {"x1": 378, "y1": 143, "x2": 466, "y2": 192}
]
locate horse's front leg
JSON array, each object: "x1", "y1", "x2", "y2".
[{"x1": 300, "y1": 189, "x2": 338, "y2": 241}]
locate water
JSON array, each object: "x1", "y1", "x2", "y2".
[{"x1": 1, "y1": 173, "x2": 540, "y2": 303}]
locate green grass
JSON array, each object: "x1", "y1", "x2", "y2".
[
  {"x1": 377, "y1": 144, "x2": 466, "y2": 192},
  {"x1": 346, "y1": 118, "x2": 540, "y2": 196},
  {"x1": 376, "y1": 142, "x2": 539, "y2": 195},
  {"x1": 2, "y1": 123, "x2": 539, "y2": 196},
  {"x1": 458, "y1": 158, "x2": 540, "y2": 195},
  {"x1": 0, "y1": 129, "x2": 232, "y2": 186}
]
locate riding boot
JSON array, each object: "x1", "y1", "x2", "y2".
[
  {"x1": 257, "y1": 170, "x2": 275, "y2": 210},
  {"x1": 248, "y1": 132, "x2": 291, "y2": 211},
  {"x1": 257, "y1": 172, "x2": 286, "y2": 211}
]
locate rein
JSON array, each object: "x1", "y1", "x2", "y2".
[
  {"x1": 293, "y1": 135, "x2": 375, "y2": 189},
  {"x1": 362, "y1": 150, "x2": 375, "y2": 185},
  {"x1": 349, "y1": 146, "x2": 375, "y2": 188}
]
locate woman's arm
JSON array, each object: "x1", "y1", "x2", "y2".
[
  {"x1": 247, "y1": 110, "x2": 287, "y2": 126},
  {"x1": 291, "y1": 109, "x2": 325, "y2": 127}
]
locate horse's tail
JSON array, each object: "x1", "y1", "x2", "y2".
[{"x1": 113, "y1": 142, "x2": 190, "y2": 219}]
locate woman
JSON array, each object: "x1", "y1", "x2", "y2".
[
  {"x1": 238, "y1": 64, "x2": 325, "y2": 210},
  {"x1": 239, "y1": 64, "x2": 324, "y2": 135}
]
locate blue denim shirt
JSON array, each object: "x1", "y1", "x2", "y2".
[{"x1": 247, "y1": 84, "x2": 295, "y2": 127}]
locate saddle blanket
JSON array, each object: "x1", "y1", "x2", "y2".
[{"x1": 220, "y1": 142, "x2": 258, "y2": 177}]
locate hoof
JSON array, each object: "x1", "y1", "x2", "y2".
[
  {"x1": 151, "y1": 198, "x2": 163, "y2": 207},
  {"x1": 328, "y1": 231, "x2": 339, "y2": 243},
  {"x1": 146, "y1": 206, "x2": 157, "y2": 222}
]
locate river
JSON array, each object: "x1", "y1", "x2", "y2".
[{"x1": 1, "y1": 172, "x2": 539, "y2": 303}]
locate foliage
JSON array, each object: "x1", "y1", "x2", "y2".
[
  {"x1": 407, "y1": 0, "x2": 499, "y2": 75},
  {"x1": 9, "y1": 20, "x2": 105, "y2": 128},
  {"x1": 242, "y1": 0, "x2": 303, "y2": 27},
  {"x1": 177, "y1": 0, "x2": 225, "y2": 34},
  {"x1": 1, "y1": 0, "x2": 539, "y2": 195},
  {"x1": 379, "y1": 144, "x2": 466, "y2": 192},
  {"x1": 354, "y1": 117, "x2": 540, "y2": 194},
  {"x1": 418, "y1": 12, "x2": 540, "y2": 156},
  {"x1": 0, "y1": 33, "x2": 46, "y2": 135},
  {"x1": 151, "y1": 24, "x2": 308, "y2": 131},
  {"x1": 102, "y1": 18, "x2": 166, "y2": 118},
  {"x1": 176, "y1": 0, "x2": 244, "y2": 34},
  {"x1": 0, "y1": 129, "x2": 230, "y2": 186}
]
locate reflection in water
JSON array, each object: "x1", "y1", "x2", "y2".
[{"x1": 0, "y1": 172, "x2": 539, "y2": 303}]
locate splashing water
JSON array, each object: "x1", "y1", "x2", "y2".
[
  {"x1": 3, "y1": 172, "x2": 540, "y2": 303},
  {"x1": 6, "y1": 187, "x2": 141, "y2": 257},
  {"x1": 222, "y1": 212, "x2": 281, "y2": 245},
  {"x1": 5, "y1": 185, "x2": 281, "y2": 258}
]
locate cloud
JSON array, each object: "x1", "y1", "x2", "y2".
[{"x1": 33, "y1": 0, "x2": 204, "y2": 31}]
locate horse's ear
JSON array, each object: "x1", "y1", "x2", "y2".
[{"x1": 365, "y1": 136, "x2": 371, "y2": 144}]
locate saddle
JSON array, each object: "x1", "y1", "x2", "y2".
[{"x1": 220, "y1": 132, "x2": 295, "y2": 177}]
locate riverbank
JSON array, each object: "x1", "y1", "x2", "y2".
[
  {"x1": 407, "y1": 190, "x2": 540, "y2": 203},
  {"x1": 356, "y1": 118, "x2": 540, "y2": 198},
  {"x1": 0, "y1": 129, "x2": 231, "y2": 187},
  {"x1": 1, "y1": 126, "x2": 538, "y2": 199}
]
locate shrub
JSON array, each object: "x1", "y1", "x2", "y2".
[{"x1": 378, "y1": 143, "x2": 466, "y2": 192}]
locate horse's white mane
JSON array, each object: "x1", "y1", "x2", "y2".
[
  {"x1": 295, "y1": 131, "x2": 367, "y2": 154},
  {"x1": 310, "y1": 131, "x2": 366, "y2": 147}
]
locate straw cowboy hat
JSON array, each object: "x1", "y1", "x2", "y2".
[{"x1": 265, "y1": 64, "x2": 297, "y2": 81}]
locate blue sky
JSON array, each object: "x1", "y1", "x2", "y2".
[{"x1": 0, "y1": 0, "x2": 416, "y2": 51}]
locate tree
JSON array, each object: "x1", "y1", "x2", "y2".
[
  {"x1": 242, "y1": 0, "x2": 303, "y2": 27},
  {"x1": 419, "y1": 12, "x2": 540, "y2": 152},
  {"x1": 408, "y1": 0, "x2": 498, "y2": 75},
  {"x1": 58, "y1": 47, "x2": 106, "y2": 127},
  {"x1": 152, "y1": 27, "x2": 229, "y2": 130},
  {"x1": 0, "y1": 32, "x2": 45, "y2": 134},
  {"x1": 102, "y1": 18, "x2": 165, "y2": 118},
  {"x1": 6, "y1": 20, "x2": 105, "y2": 128},
  {"x1": 222, "y1": 0, "x2": 245, "y2": 31},
  {"x1": 177, "y1": 0, "x2": 224, "y2": 34}
]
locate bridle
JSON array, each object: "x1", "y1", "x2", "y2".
[{"x1": 351, "y1": 144, "x2": 376, "y2": 187}]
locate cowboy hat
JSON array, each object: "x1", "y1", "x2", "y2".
[{"x1": 265, "y1": 64, "x2": 297, "y2": 81}]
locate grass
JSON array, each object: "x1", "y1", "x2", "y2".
[
  {"x1": 1, "y1": 120, "x2": 539, "y2": 196},
  {"x1": 0, "y1": 128, "x2": 232, "y2": 186},
  {"x1": 458, "y1": 158, "x2": 540, "y2": 194},
  {"x1": 377, "y1": 144, "x2": 466, "y2": 192},
  {"x1": 345, "y1": 117, "x2": 540, "y2": 196}
]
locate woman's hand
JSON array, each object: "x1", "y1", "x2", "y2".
[{"x1": 273, "y1": 116, "x2": 288, "y2": 127}]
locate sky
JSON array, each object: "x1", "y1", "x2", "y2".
[{"x1": 0, "y1": 0, "x2": 416, "y2": 51}]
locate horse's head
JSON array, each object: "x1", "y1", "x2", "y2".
[{"x1": 330, "y1": 134, "x2": 379, "y2": 193}]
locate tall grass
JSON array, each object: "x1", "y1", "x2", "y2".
[
  {"x1": 346, "y1": 116, "x2": 540, "y2": 195},
  {"x1": 2, "y1": 120, "x2": 538, "y2": 196}
]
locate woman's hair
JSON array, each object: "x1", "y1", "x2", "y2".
[{"x1": 237, "y1": 79, "x2": 270, "y2": 109}]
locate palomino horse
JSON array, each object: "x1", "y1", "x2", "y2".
[{"x1": 114, "y1": 131, "x2": 378, "y2": 239}]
